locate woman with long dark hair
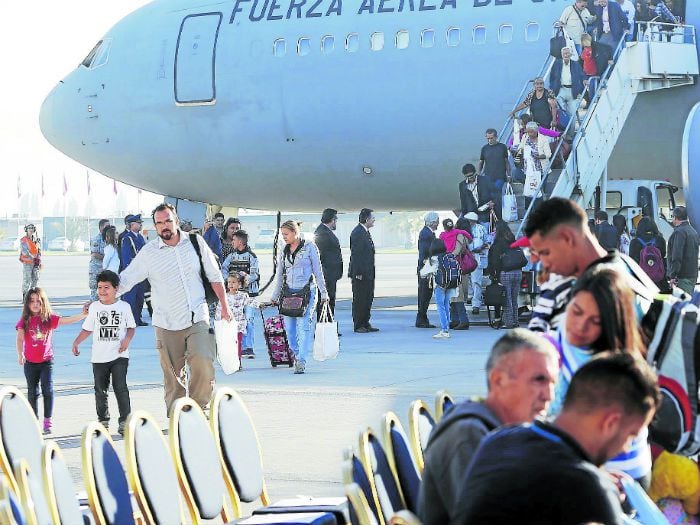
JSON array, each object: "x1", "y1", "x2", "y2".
[
  {"x1": 488, "y1": 222, "x2": 524, "y2": 328},
  {"x1": 102, "y1": 226, "x2": 120, "y2": 273},
  {"x1": 220, "y1": 217, "x2": 241, "y2": 261},
  {"x1": 549, "y1": 267, "x2": 650, "y2": 485}
]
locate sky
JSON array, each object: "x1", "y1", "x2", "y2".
[{"x1": 0, "y1": 1, "x2": 157, "y2": 218}]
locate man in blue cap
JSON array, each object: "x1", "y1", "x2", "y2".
[{"x1": 121, "y1": 214, "x2": 148, "y2": 326}]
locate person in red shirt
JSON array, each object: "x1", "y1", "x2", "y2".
[{"x1": 15, "y1": 287, "x2": 87, "y2": 433}]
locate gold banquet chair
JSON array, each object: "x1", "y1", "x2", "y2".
[
  {"x1": 123, "y1": 411, "x2": 186, "y2": 525},
  {"x1": 343, "y1": 483, "x2": 378, "y2": 525},
  {"x1": 357, "y1": 429, "x2": 406, "y2": 525},
  {"x1": 341, "y1": 452, "x2": 381, "y2": 525},
  {"x1": 381, "y1": 413, "x2": 420, "y2": 513},
  {"x1": 11, "y1": 461, "x2": 37, "y2": 525},
  {"x1": 41, "y1": 442, "x2": 86, "y2": 525},
  {"x1": 81, "y1": 422, "x2": 140, "y2": 525},
  {"x1": 0, "y1": 474, "x2": 26, "y2": 525},
  {"x1": 407, "y1": 401, "x2": 435, "y2": 473},
  {"x1": 0, "y1": 388, "x2": 52, "y2": 525},
  {"x1": 209, "y1": 388, "x2": 269, "y2": 518},
  {"x1": 433, "y1": 390, "x2": 455, "y2": 422},
  {"x1": 169, "y1": 398, "x2": 233, "y2": 524}
]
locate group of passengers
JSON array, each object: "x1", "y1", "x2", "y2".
[{"x1": 419, "y1": 197, "x2": 665, "y2": 524}]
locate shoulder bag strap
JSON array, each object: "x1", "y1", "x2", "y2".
[{"x1": 574, "y1": 6, "x2": 587, "y2": 30}]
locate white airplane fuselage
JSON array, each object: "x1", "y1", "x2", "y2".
[{"x1": 39, "y1": 0, "x2": 700, "y2": 212}]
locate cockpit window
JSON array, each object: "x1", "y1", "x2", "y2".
[
  {"x1": 81, "y1": 40, "x2": 103, "y2": 68},
  {"x1": 80, "y1": 39, "x2": 112, "y2": 69}
]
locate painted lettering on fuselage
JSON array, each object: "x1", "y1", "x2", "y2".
[{"x1": 229, "y1": 0, "x2": 520, "y2": 23}]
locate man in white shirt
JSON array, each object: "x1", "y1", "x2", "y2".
[
  {"x1": 557, "y1": 0, "x2": 596, "y2": 52},
  {"x1": 118, "y1": 203, "x2": 232, "y2": 414}
]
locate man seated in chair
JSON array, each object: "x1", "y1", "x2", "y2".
[
  {"x1": 417, "y1": 329, "x2": 559, "y2": 525},
  {"x1": 451, "y1": 352, "x2": 660, "y2": 525}
]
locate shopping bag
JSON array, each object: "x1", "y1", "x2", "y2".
[
  {"x1": 313, "y1": 303, "x2": 340, "y2": 361},
  {"x1": 214, "y1": 318, "x2": 240, "y2": 374},
  {"x1": 502, "y1": 183, "x2": 519, "y2": 222},
  {"x1": 562, "y1": 28, "x2": 579, "y2": 61}
]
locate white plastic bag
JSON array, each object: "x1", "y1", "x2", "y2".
[
  {"x1": 502, "y1": 183, "x2": 519, "y2": 222},
  {"x1": 214, "y1": 318, "x2": 240, "y2": 374},
  {"x1": 313, "y1": 303, "x2": 339, "y2": 362},
  {"x1": 562, "y1": 28, "x2": 579, "y2": 61}
]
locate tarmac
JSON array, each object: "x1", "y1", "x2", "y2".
[{"x1": 0, "y1": 252, "x2": 505, "y2": 507}]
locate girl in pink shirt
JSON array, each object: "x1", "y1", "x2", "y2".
[{"x1": 15, "y1": 288, "x2": 86, "y2": 433}]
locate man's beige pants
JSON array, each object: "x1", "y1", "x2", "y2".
[{"x1": 155, "y1": 321, "x2": 215, "y2": 416}]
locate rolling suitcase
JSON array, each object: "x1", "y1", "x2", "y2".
[
  {"x1": 484, "y1": 282, "x2": 507, "y2": 329},
  {"x1": 261, "y1": 309, "x2": 295, "y2": 368}
]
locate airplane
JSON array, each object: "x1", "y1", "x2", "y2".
[{"x1": 39, "y1": 0, "x2": 700, "y2": 224}]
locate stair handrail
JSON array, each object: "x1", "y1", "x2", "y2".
[{"x1": 516, "y1": 32, "x2": 630, "y2": 237}]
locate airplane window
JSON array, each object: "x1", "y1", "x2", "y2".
[
  {"x1": 346, "y1": 33, "x2": 359, "y2": 53},
  {"x1": 473, "y1": 25, "x2": 486, "y2": 45},
  {"x1": 298, "y1": 37, "x2": 311, "y2": 56},
  {"x1": 447, "y1": 27, "x2": 460, "y2": 47},
  {"x1": 322, "y1": 35, "x2": 335, "y2": 54},
  {"x1": 526, "y1": 22, "x2": 540, "y2": 42},
  {"x1": 396, "y1": 30, "x2": 409, "y2": 49},
  {"x1": 81, "y1": 40, "x2": 103, "y2": 68},
  {"x1": 421, "y1": 29, "x2": 435, "y2": 48},
  {"x1": 273, "y1": 38, "x2": 287, "y2": 57},
  {"x1": 499, "y1": 25, "x2": 513, "y2": 44},
  {"x1": 371, "y1": 32, "x2": 385, "y2": 51}
]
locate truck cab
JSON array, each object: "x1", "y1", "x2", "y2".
[{"x1": 603, "y1": 179, "x2": 678, "y2": 238}]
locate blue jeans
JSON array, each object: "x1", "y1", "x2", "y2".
[
  {"x1": 434, "y1": 287, "x2": 457, "y2": 331},
  {"x1": 283, "y1": 284, "x2": 317, "y2": 363},
  {"x1": 242, "y1": 305, "x2": 255, "y2": 350},
  {"x1": 24, "y1": 360, "x2": 54, "y2": 418}
]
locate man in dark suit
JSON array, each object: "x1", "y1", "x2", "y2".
[
  {"x1": 315, "y1": 208, "x2": 343, "y2": 322},
  {"x1": 417, "y1": 212, "x2": 439, "y2": 328},
  {"x1": 595, "y1": 0, "x2": 630, "y2": 47},
  {"x1": 459, "y1": 163, "x2": 498, "y2": 223},
  {"x1": 349, "y1": 208, "x2": 378, "y2": 333},
  {"x1": 594, "y1": 210, "x2": 620, "y2": 251}
]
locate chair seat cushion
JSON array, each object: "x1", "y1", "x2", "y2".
[
  {"x1": 233, "y1": 511, "x2": 337, "y2": 524},
  {"x1": 253, "y1": 497, "x2": 348, "y2": 524}
]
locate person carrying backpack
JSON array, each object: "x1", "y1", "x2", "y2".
[
  {"x1": 420, "y1": 239, "x2": 461, "y2": 339},
  {"x1": 629, "y1": 217, "x2": 669, "y2": 292}
]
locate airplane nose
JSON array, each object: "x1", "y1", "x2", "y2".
[{"x1": 39, "y1": 84, "x2": 60, "y2": 148}]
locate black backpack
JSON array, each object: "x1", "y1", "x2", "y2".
[
  {"x1": 500, "y1": 248, "x2": 527, "y2": 272},
  {"x1": 435, "y1": 253, "x2": 461, "y2": 289}
]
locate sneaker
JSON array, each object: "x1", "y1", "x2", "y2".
[
  {"x1": 432, "y1": 331, "x2": 448, "y2": 339},
  {"x1": 117, "y1": 421, "x2": 125, "y2": 436},
  {"x1": 443, "y1": 331, "x2": 451, "y2": 339},
  {"x1": 43, "y1": 418, "x2": 52, "y2": 434},
  {"x1": 294, "y1": 359, "x2": 306, "y2": 374},
  {"x1": 244, "y1": 348, "x2": 256, "y2": 359}
]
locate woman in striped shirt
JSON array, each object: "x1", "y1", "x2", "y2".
[{"x1": 547, "y1": 266, "x2": 653, "y2": 487}]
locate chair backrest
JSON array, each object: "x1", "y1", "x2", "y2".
[
  {"x1": 341, "y1": 455, "x2": 381, "y2": 524},
  {"x1": 41, "y1": 442, "x2": 84, "y2": 525},
  {"x1": 344, "y1": 483, "x2": 379, "y2": 525},
  {"x1": 407, "y1": 401, "x2": 435, "y2": 472},
  {"x1": 12, "y1": 461, "x2": 37, "y2": 525},
  {"x1": 434, "y1": 390, "x2": 455, "y2": 422},
  {"x1": 169, "y1": 398, "x2": 229, "y2": 525},
  {"x1": 381, "y1": 413, "x2": 420, "y2": 513},
  {"x1": 0, "y1": 388, "x2": 50, "y2": 525},
  {"x1": 81, "y1": 422, "x2": 136, "y2": 525},
  {"x1": 124, "y1": 411, "x2": 185, "y2": 525},
  {"x1": 210, "y1": 388, "x2": 268, "y2": 518},
  {"x1": 0, "y1": 474, "x2": 25, "y2": 525},
  {"x1": 358, "y1": 429, "x2": 405, "y2": 525},
  {"x1": 388, "y1": 511, "x2": 423, "y2": 525}
]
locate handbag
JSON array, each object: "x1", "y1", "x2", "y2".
[
  {"x1": 502, "y1": 183, "x2": 519, "y2": 222},
  {"x1": 500, "y1": 247, "x2": 528, "y2": 272},
  {"x1": 458, "y1": 250, "x2": 478, "y2": 274},
  {"x1": 278, "y1": 243, "x2": 311, "y2": 317},
  {"x1": 190, "y1": 233, "x2": 218, "y2": 305},
  {"x1": 550, "y1": 29, "x2": 566, "y2": 58},
  {"x1": 313, "y1": 303, "x2": 340, "y2": 361}
]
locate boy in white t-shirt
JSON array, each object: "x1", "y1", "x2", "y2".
[{"x1": 72, "y1": 270, "x2": 136, "y2": 435}]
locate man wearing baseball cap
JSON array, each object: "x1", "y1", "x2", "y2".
[{"x1": 121, "y1": 214, "x2": 148, "y2": 326}]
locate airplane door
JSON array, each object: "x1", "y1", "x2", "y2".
[{"x1": 174, "y1": 12, "x2": 222, "y2": 105}]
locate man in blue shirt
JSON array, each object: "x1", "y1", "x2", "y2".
[{"x1": 121, "y1": 214, "x2": 148, "y2": 326}]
